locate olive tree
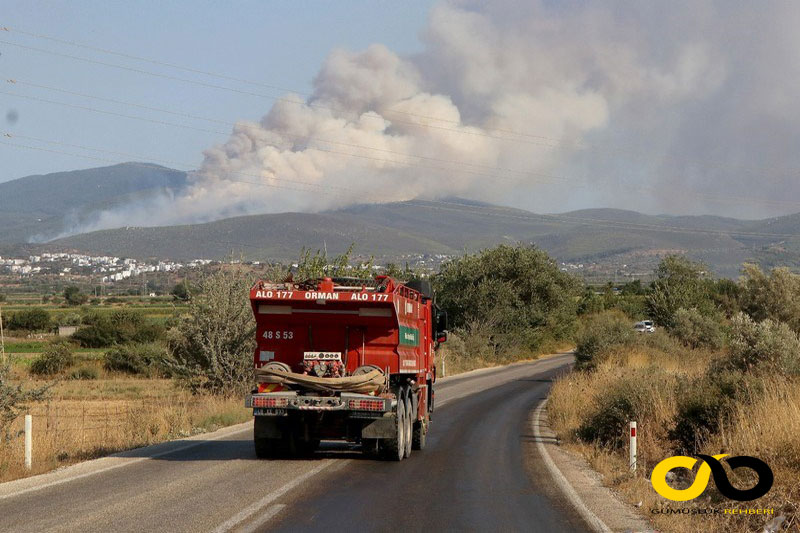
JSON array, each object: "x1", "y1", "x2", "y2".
[
  {"x1": 167, "y1": 267, "x2": 256, "y2": 394},
  {"x1": 739, "y1": 264, "x2": 800, "y2": 333},
  {"x1": 433, "y1": 244, "x2": 580, "y2": 357},
  {"x1": 0, "y1": 364, "x2": 48, "y2": 441},
  {"x1": 646, "y1": 256, "x2": 712, "y2": 328}
]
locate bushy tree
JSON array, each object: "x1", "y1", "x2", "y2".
[
  {"x1": 0, "y1": 364, "x2": 48, "y2": 440},
  {"x1": 433, "y1": 245, "x2": 580, "y2": 356},
  {"x1": 620, "y1": 280, "x2": 646, "y2": 296},
  {"x1": 104, "y1": 343, "x2": 169, "y2": 377},
  {"x1": 577, "y1": 287, "x2": 605, "y2": 315},
  {"x1": 671, "y1": 307, "x2": 726, "y2": 350},
  {"x1": 574, "y1": 310, "x2": 634, "y2": 369},
  {"x1": 7, "y1": 308, "x2": 51, "y2": 332},
  {"x1": 727, "y1": 313, "x2": 800, "y2": 375},
  {"x1": 170, "y1": 280, "x2": 193, "y2": 301},
  {"x1": 71, "y1": 309, "x2": 164, "y2": 348},
  {"x1": 166, "y1": 268, "x2": 256, "y2": 393},
  {"x1": 63, "y1": 286, "x2": 88, "y2": 306},
  {"x1": 30, "y1": 340, "x2": 75, "y2": 376},
  {"x1": 646, "y1": 256, "x2": 712, "y2": 328},
  {"x1": 739, "y1": 264, "x2": 800, "y2": 333},
  {"x1": 708, "y1": 278, "x2": 742, "y2": 318}
]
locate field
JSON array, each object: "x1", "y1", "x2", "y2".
[
  {"x1": 0, "y1": 295, "x2": 248, "y2": 484},
  {"x1": 0, "y1": 368, "x2": 250, "y2": 484}
]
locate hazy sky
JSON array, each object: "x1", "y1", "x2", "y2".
[
  {"x1": 3, "y1": 1, "x2": 800, "y2": 228},
  {"x1": 0, "y1": 1, "x2": 433, "y2": 179}
]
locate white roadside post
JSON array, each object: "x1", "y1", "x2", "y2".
[
  {"x1": 629, "y1": 421, "x2": 637, "y2": 472},
  {"x1": 24, "y1": 414, "x2": 33, "y2": 470}
]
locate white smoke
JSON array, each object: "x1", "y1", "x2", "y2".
[{"x1": 71, "y1": 0, "x2": 800, "y2": 236}]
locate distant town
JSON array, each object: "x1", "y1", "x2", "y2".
[{"x1": 0, "y1": 252, "x2": 212, "y2": 282}]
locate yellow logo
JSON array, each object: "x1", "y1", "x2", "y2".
[
  {"x1": 652, "y1": 454, "x2": 774, "y2": 502},
  {"x1": 651, "y1": 454, "x2": 728, "y2": 501}
]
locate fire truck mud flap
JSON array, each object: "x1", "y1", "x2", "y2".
[
  {"x1": 254, "y1": 416, "x2": 282, "y2": 439},
  {"x1": 360, "y1": 414, "x2": 397, "y2": 439}
]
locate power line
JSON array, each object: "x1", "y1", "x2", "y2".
[
  {"x1": 0, "y1": 37, "x2": 563, "y2": 149},
  {"x1": 0, "y1": 25, "x2": 565, "y2": 144},
  {"x1": 6, "y1": 26, "x2": 800, "y2": 184}
]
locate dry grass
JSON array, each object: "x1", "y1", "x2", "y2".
[
  {"x1": 435, "y1": 336, "x2": 573, "y2": 377},
  {"x1": 549, "y1": 344, "x2": 800, "y2": 532},
  {"x1": 0, "y1": 378, "x2": 250, "y2": 484}
]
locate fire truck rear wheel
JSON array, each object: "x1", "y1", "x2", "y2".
[
  {"x1": 403, "y1": 393, "x2": 413, "y2": 458},
  {"x1": 379, "y1": 395, "x2": 405, "y2": 461}
]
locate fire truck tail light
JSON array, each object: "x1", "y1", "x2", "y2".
[
  {"x1": 349, "y1": 399, "x2": 385, "y2": 411},
  {"x1": 253, "y1": 396, "x2": 289, "y2": 408}
]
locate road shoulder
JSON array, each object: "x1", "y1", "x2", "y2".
[
  {"x1": 531, "y1": 400, "x2": 653, "y2": 533},
  {"x1": 0, "y1": 420, "x2": 253, "y2": 500}
]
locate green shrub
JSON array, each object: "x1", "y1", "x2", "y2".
[
  {"x1": 1, "y1": 364, "x2": 48, "y2": 436},
  {"x1": 63, "y1": 286, "x2": 88, "y2": 306},
  {"x1": 103, "y1": 343, "x2": 170, "y2": 377},
  {"x1": 578, "y1": 369, "x2": 671, "y2": 448},
  {"x1": 739, "y1": 264, "x2": 800, "y2": 333},
  {"x1": 574, "y1": 311, "x2": 634, "y2": 370},
  {"x1": 56, "y1": 313, "x2": 82, "y2": 327},
  {"x1": 577, "y1": 288, "x2": 605, "y2": 315},
  {"x1": 69, "y1": 366, "x2": 99, "y2": 380},
  {"x1": 29, "y1": 341, "x2": 75, "y2": 376},
  {"x1": 727, "y1": 313, "x2": 800, "y2": 374},
  {"x1": 72, "y1": 309, "x2": 165, "y2": 348},
  {"x1": 671, "y1": 307, "x2": 726, "y2": 350},
  {"x1": 670, "y1": 370, "x2": 761, "y2": 452},
  {"x1": 616, "y1": 295, "x2": 648, "y2": 320},
  {"x1": 7, "y1": 308, "x2": 51, "y2": 332}
]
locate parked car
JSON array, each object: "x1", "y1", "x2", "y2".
[{"x1": 634, "y1": 320, "x2": 655, "y2": 333}]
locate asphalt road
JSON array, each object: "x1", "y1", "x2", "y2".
[{"x1": 0, "y1": 353, "x2": 587, "y2": 533}]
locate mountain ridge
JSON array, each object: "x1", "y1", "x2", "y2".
[{"x1": 4, "y1": 163, "x2": 800, "y2": 277}]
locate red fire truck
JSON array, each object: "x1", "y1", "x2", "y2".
[{"x1": 245, "y1": 276, "x2": 447, "y2": 461}]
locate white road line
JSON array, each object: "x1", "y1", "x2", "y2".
[
  {"x1": 212, "y1": 460, "x2": 347, "y2": 533},
  {"x1": 533, "y1": 400, "x2": 611, "y2": 533},
  {"x1": 0, "y1": 424, "x2": 253, "y2": 501},
  {"x1": 236, "y1": 504, "x2": 287, "y2": 533}
]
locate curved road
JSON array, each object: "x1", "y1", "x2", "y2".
[{"x1": 0, "y1": 353, "x2": 587, "y2": 533}]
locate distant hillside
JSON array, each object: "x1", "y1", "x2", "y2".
[
  {"x1": 0, "y1": 163, "x2": 187, "y2": 243},
  {"x1": 6, "y1": 163, "x2": 800, "y2": 277},
  {"x1": 46, "y1": 199, "x2": 800, "y2": 277}
]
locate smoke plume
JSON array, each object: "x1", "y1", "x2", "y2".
[{"x1": 75, "y1": 0, "x2": 800, "y2": 235}]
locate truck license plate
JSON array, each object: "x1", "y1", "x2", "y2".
[{"x1": 254, "y1": 408, "x2": 287, "y2": 416}]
